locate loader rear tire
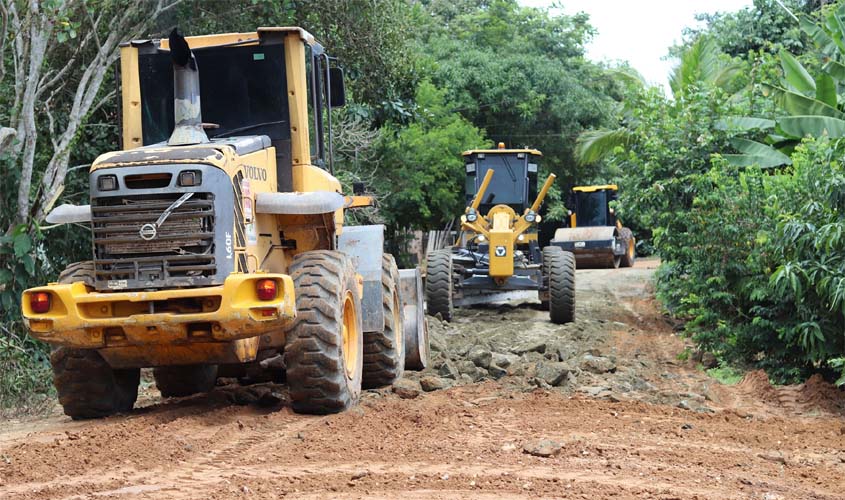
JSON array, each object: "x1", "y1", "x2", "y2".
[
  {"x1": 153, "y1": 365, "x2": 218, "y2": 398},
  {"x1": 51, "y1": 348, "x2": 139, "y2": 420},
  {"x1": 362, "y1": 254, "x2": 405, "y2": 389},
  {"x1": 619, "y1": 227, "x2": 636, "y2": 268},
  {"x1": 543, "y1": 247, "x2": 576, "y2": 324},
  {"x1": 425, "y1": 250, "x2": 454, "y2": 321},
  {"x1": 57, "y1": 261, "x2": 96, "y2": 287},
  {"x1": 284, "y1": 250, "x2": 363, "y2": 414}
]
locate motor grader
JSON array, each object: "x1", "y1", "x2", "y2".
[
  {"x1": 551, "y1": 184, "x2": 636, "y2": 268},
  {"x1": 20, "y1": 28, "x2": 428, "y2": 418},
  {"x1": 425, "y1": 145, "x2": 576, "y2": 324}
]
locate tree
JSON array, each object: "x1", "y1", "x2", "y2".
[
  {"x1": 415, "y1": 0, "x2": 622, "y2": 198},
  {"x1": 1, "y1": 0, "x2": 181, "y2": 231}
]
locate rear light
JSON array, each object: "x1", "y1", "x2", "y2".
[
  {"x1": 30, "y1": 292, "x2": 51, "y2": 314},
  {"x1": 256, "y1": 279, "x2": 277, "y2": 301},
  {"x1": 260, "y1": 308, "x2": 276, "y2": 317}
]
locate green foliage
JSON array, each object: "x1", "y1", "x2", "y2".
[
  {"x1": 682, "y1": 0, "x2": 811, "y2": 57},
  {"x1": 706, "y1": 365, "x2": 745, "y2": 385},
  {"x1": 589, "y1": 4, "x2": 845, "y2": 385},
  {"x1": 375, "y1": 81, "x2": 488, "y2": 229},
  {"x1": 669, "y1": 37, "x2": 744, "y2": 98},
  {"x1": 414, "y1": 0, "x2": 622, "y2": 194}
]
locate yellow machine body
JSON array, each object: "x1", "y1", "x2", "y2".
[
  {"x1": 460, "y1": 162, "x2": 555, "y2": 283},
  {"x1": 21, "y1": 28, "x2": 371, "y2": 368}
]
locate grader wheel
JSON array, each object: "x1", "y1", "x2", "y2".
[
  {"x1": 543, "y1": 246, "x2": 576, "y2": 324},
  {"x1": 284, "y1": 250, "x2": 363, "y2": 414},
  {"x1": 425, "y1": 249, "x2": 454, "y2": 321},
  {"x1": 362, "y1": 254, "x2": 405, "y2": 389},
  {"x1": 50, "y1": 262, "x2": 139, "y2": 420}
]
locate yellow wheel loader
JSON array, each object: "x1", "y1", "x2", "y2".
[
  {"x1": 425, "y1": 145, "x2": 576, "y2": 324},
  {"x1": 551, "y1": 184, "x2": 636, "y2": 268},
  {"x1": 21, "y1": 28, "x2": 428, "y2": 419}
]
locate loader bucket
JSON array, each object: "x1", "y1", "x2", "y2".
[
  {"x1": 551, "y1": 226, "x2": 620, "y2": 268},
  {"x1": 399, "y1": 268, "x2": 429, "y2": 370}
]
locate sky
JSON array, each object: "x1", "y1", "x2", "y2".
[{"x1": 519, "y1": 0, "x2": 754, "y2": 90}]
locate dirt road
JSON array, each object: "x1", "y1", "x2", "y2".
[{"x1": 2, "y1": 260, "x2": 844, "y2": 499}]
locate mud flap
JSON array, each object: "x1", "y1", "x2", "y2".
[
  {"x1": 399, "y1": 268, "x2": 429, "y2": 370},
  {"x1": 337, "y1": 225, "x2": 385, "y2": 332}
]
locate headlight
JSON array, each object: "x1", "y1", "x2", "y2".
[
  {"x1": 97, "y1": 175, "x2": 118, "y2": 191},
  {"x1": 477, "y1": 234, "x2": 486, "y2": 242},
  {"x1": 517, "y1": 234, "x2": 525, "y2": 241},
  {"x1": 524, "y1": 211, "x2": 536, "y2": 223},
  {"x1": 466, "y1": 210, "x2": 478, "y2": 222}
]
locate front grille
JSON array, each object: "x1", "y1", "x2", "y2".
[{"x1": 92, "y1": 192, "x2": 216, "y2": 290}]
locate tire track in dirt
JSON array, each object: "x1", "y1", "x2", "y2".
[{"x1": 2, "y1": 259, "x2": 845, "y2": 499}]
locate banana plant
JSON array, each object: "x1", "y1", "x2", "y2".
[
  {"x1": 575, "y1": 36, "x2": 742, "y2": 165},
  {"x1": 727, "y1": 4, "x2": 845, "y2": 167}
]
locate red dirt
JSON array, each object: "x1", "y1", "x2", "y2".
[{"x1": 1, "y1": 258, "x2": 844, "y2": 499}]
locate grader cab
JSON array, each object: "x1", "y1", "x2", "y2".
[
  {"x1": 424, "y1": 144, "x2": 576, "y2": 324},
  {"x1": 21, "y1": 28, "x2": 428, "y2": 419}
]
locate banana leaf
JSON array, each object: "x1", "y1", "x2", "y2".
[
  {"x1": 725, "y1": 138, "x2": 792, "y2": 168},
  {"x1": 715, "y1": 116, "x2": 776, "y2": 131},
  {"x1": 779, "y1": 115, "x2": 845, "y2": 138},
  {"x1": 780, "y1": 50, "x2": 816, "y2": 95}
]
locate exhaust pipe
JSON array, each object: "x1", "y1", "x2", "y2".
[{"x1": 167, "y1": 29, "x2": 209, "y2": 146}]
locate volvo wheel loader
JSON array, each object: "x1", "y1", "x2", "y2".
[
  {"x1": 551, "y1": 184, "x2": 636, "y2": 268},
  {"x1": 21, "y1": 28, "x2": 428, "y2": 419},
  {"x1": 425, "y1": 145, "x2": 576, "y2": 324}
]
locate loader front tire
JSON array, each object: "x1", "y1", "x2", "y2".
[
  {"x1": 284, "y1": 250, "x2": 363, "y2": 414},
  {"x1": 543, "y1": 246, "x2": 576, "y2": 324},
  {"x1": 153, "y1": 365, "x2": 218, "y2": 398},
  {"x1": 362, "y1": 254, "x2": 405, "y2": 389},
  {"x1": 51, "y1": 348, "x2": 139, "y2": 420},
  {"x1": 425, "y1": 250, "x2": 454, "y2": 321},
  {"x1": 50, "y1": 262, "x2": 139, "y2": 419}
]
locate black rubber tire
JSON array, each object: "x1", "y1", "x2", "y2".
[
  {"x1": 543, "y1": 246, "x2": 576, "y2": 324},
  {"x1": 619, "y1": 227, "x2": 636, "y2": 268},
  {"x1": 362, "y1": 254, "x2": 405, "y2": 389},
  {"x1": 425, "y1": 250, "x2": 454, "y2": 321},
  {"x1": 51, "y1": 348, "x2": 139, "y2": 420},
  {"x1": 49, "y1": 263, "x2": 139, "y2": 419},
  {"x1": 57, "y1": 261, "x2": 96, "y2": 287},
  {"x1": 284, "y1": 250, "x2": 363, "y2": 414},
  {"x1": 539, "y1": 251, "x2": 552, "y2": 311},
  {"x1": 153, "y1": 365, "x2": 218, "y2": 397}
]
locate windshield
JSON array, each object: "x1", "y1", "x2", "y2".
[
  {"x1": 138, "y1": 44, "x2": 290, "y2": 145},
  {"x1": 470, "y1": 154, "x2": 526, "y2": 207},
  {"x1": 576, "y1": 191, "x2": 607, "y2": 227}
]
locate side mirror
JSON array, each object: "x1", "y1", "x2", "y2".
[
  {"x1": 329, "y1": 67, "x2": 346, "y2": 108},
  {"x1": 353, "y1": 181, "x2": 366, "y2": 195}
]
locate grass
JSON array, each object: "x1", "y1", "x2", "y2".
[
  {"x1": 0, "y1": 331, "x2": 55, "y2": 417},
  {"x1": 706, "y1": 365, "x2": 745, "y2": 385}
]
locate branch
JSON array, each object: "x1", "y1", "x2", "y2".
[{"x1": 0, "y1": 1, "x2": 8, "y2": 85}]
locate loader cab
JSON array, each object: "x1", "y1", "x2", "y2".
[
  {"x1": 463, "y1": 146, "x2": 542, "y2": 215},
  {"x1": 118, "y1": 27, "x2": 345, "y2": 192},
  {"x1": 569, "y1": 185, "x2": 618, "y2": 228}
]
